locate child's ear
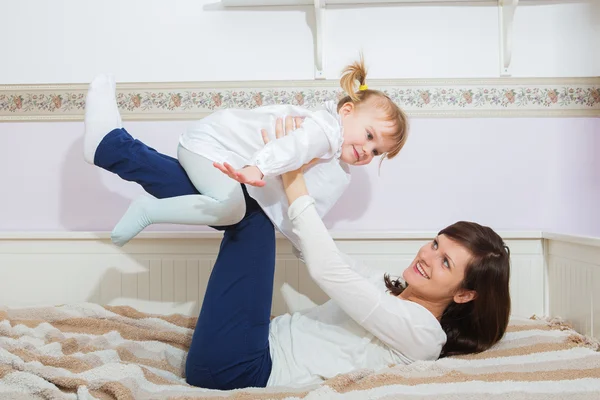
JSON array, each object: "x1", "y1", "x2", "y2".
[{"x1": 339, "y1": 102, "x2": 354, "y2": 117}]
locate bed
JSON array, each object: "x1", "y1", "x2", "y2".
[
  {"x1": 1, "y1": 232, "x2": 599, "y2": 399},
  {"x1": 0, "y1": 302, "x2": 598, "y2": 400}
]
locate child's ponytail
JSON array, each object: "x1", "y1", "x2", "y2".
[{"x1": 339, "y1": 54, "x2": 368, "y2": 102}]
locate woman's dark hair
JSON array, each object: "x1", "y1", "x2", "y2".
[{"x1": 384, "y1": 221, "x2": 511, "y2": 358}]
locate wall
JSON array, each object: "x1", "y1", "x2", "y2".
[
  {"x1": 0, "y1": 0, "x2": 598, "y2": 82},
  {"x1": 1, "y1": 117, "x2": 598, "y2": 235},
  {"x1": 0, "y1": 0, "x2": 598, "y2": 236},
  {"x1": 542, "y1": 119, "x2": 600, "y2": 237}
]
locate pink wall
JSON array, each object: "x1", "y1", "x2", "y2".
[
  {"x1": 1, "y1": 118, "x2": 598, "y2": 236},
  {"x1": 541, "y1": 119, "x2": 600, "y2": 237}
]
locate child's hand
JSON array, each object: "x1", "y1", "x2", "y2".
[{"x1": 213, "y1": 163, "x2": 266, "y2": 187}]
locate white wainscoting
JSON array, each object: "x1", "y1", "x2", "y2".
[
  {"x1": 545, "y1": 233, "x2": 600, "y2": 339},
  {"x1": 0, "y1": 231, "x2": 545, "y2": 321}
]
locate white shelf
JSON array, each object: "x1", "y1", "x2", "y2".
[
  {"x1": 223, "y1": 0, "x2": 495, "y2": 5},
  {"x1": 221, "y1": 0, "x2": 521, "y2": 78}
]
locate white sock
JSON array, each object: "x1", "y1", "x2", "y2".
[{"x1": 83, "y1": 74, "x2": 123, "y2": 164}]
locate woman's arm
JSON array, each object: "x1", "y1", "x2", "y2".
[
  {"x1": 278, "y1": 117, "x2": 444, "y2": 360},
  {"x1": 277, "y1": 116, "x2": 382, "y2": 319},
  {"x1": 284, "y1": 184, "x2": 444, "y2": 360},
  {"x1": 281, "y1": 163, "x2": 308, "y2": 206}
]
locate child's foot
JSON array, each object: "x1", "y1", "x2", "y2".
[
  {"x1": 111, "y1": 197, "x2": 153, "y2": 247},
  {"x1": 83, "y1": 74, "x2": 123, "y2": 164}
]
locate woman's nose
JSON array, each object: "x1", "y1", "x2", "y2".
[{"x1": 420, "y1": 246, "x2": 434, "y2": 262}]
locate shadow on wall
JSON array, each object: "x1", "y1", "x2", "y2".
[
  {"x1": 83, "y1": 264, "x2": 322, "y2": 320},
  {"x1": 58, "y1": 136, "x2": 199, "y2": 315},
  {"x1": 59, "y1": 136, "x2": 131, "y2": 230},
  {"x1": 85, "y1": 265, "x2": 202, "y2": 320},
  {"x1": 323, "y1": 165, "x2": 372, "y2": 228},
  {"x1": 63, "y1": 128, "x2": 342, "y2": 316}
]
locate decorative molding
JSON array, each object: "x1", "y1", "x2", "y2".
[{"x1": 1, "y1": 77, "x2": 598, "y2": 122}]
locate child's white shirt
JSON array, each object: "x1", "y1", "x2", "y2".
[{"x1": 178, "y1": 101, "x2": 351, "y2": 250}]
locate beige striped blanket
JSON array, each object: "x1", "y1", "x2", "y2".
[{"x1": 0, "y1": 303, "x2": 599, "y2": 400}]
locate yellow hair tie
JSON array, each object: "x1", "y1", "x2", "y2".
[{"x1": 359, "y1": 84, "x2": 368, "y2": 91}]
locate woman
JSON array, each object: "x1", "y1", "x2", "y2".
[{"x1": 87, "y1": 112, "x2": 511, "y2": 391}]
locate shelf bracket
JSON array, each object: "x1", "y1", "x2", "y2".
[
  {"x1": 499, "y1": 0, "x2": 519, "y2": 76},
  {"x1": 314, "y1": 0, "x2": 326, "y2": 79}
]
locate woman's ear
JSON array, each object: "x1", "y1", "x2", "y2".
[{"x1": 453, "y1": 289, "x2": 477, "y2": 304}]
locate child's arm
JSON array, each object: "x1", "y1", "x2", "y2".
[
  {"x1": 215, "y1": 117, "x2": 338, "y2": 186},
  {"x1": 251, "y1": 117, "x2": 334, "y2": 178}
]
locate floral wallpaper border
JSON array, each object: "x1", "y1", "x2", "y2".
[{"x1": 1, "y1": 78, "x2": 599, "y2": 121}]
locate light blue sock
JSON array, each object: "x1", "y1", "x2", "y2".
[
  {"x1": 111, "y1": 192, "x2": 245, "y2": 247},
  {"x1": 110, "y1": 148, "x2": 246, "y2": 247}
]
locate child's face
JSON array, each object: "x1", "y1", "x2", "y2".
[{"x1": 339, "y1": 102, "x2": 397, "y2": 166}]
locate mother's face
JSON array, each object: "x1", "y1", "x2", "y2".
[{"x1": 403, "y1": 234, "x2": 475, "y2": 304}]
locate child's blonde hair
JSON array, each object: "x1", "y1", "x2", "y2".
[{"x1": 337, "y1": 55, "x2": 409, "y2": 161}]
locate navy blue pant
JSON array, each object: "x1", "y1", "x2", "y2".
[{"x1": 95, "y1": 128, "x2": 274, "y2": 389}]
